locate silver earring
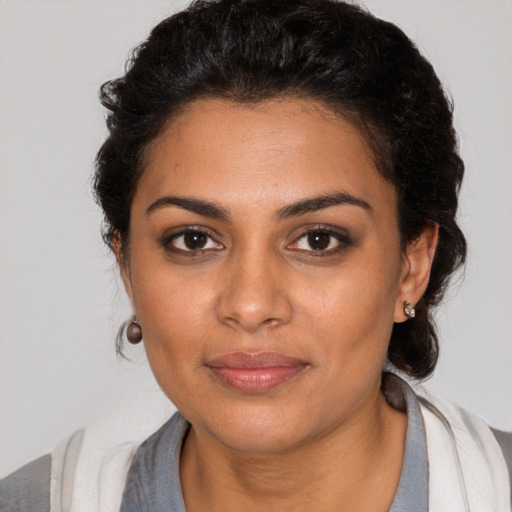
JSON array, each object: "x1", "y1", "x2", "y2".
[
  {"x1": 126, "y1": 315, "x2": 143, "y2": 344},
  {"x1": 403, "y1": 301, "x2": 416, "y2": 319}
]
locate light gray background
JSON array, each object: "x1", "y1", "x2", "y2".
[{"x1": 1, "y1": 0, "x2": 511, "y2": 477}]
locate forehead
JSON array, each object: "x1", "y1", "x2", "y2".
[{"x1": 136, "y1": 97, "x2": 396, "y2": 218}]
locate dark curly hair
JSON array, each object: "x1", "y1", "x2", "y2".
[{"x1": 93, "y1": 0, "x2": 466, "y2": 379}]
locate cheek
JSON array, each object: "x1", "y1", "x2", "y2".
[
  {"x1": 129, "y1": 253, "x2": 218, "y2": 374},
  {"x1": 309, "y1": 254, "x2": 399, "y2": 323},
  {"x1": 297, "y1": 249, "x2": 401, "y2": 368},
  {"x1": 130, "y1": 238, "x2": 214, "y2": 318}
]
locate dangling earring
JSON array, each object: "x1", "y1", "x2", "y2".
[
  {"x1": 126, "y1": 315, "x2": 143, "y2": 344},
  {"x1": 403, "y1": 301, "x2": 416, "y2": 320}
]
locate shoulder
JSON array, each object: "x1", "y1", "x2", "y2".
[
  {"x1": 0, "y1": 428, "x2": 84, "y2": 512},
  {"x1": 67, "y1": 390, "x2": 176, "y2": 511},
  {"x1": 493, "y1": 428, "x2": 512, "y2": 459},
  {"x1": 409, "y1": 379, "x2": 511, "y2": 509},
  {"x1": 492, "y1": 428, "x2": 512, "y2": 492},
  {"x1": 120, "y1": 412, "x2": 189, "y2": 512},
  {"x1": 1, "y1": 384, "x2": 176, "y2": 512},
  {"x1": 0, "y1": 454, "x2": 51, "y2": 512}
]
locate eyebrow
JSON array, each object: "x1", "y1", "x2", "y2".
[
  {"x1": 275, "y1": 191, "x2": 372, "y2": 219},
  {"x1": 146, "y1": 196, "x2": 231, "y2": 221},
  {"x1": 145, "y1": 191, "x2": 371, "y2": 221}
]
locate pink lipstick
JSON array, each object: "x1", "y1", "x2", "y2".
[{"x1": 206, "y1": 351, "x2": 307, "y2": 393}]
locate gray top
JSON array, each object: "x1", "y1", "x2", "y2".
[
  {"x1": 1, "y1": 377, "x2": 511, "y2": 512},
  {"x1": 0, "y1": 454, "x2": 51, "y2": 512},
  {"x1": 119, "y1": 375, "x2": 428, "y2": 512}
]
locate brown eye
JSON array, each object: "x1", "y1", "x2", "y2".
[
  {"x1": 307, "y1": 231, "x2": 331, "y2": 250},
  {"x1": 183, "y1": 232, "x2": 207, "y2": 250},
  {"x1": 289, "y1": 227, "x2": 351, "y2": 254},
  {"x1": 167, "y1": 230, "x2": 223, "y2": 252}
]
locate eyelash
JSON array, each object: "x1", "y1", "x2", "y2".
[
  {"x1": 289, "y1": 226, "x2": 352, "y2": 256},
  {"x1": 161, "y1": 225, "x2": 352, "y2": 257},
  {"x1": 162, "y1": 227, "x2": 223, "y2": 255}
]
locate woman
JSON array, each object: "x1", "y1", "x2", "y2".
[{"x1": 1, "y1": 0, "x2": 511, "y2": 510}]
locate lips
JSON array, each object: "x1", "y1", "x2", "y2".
[{"x1": 206, "y1": 351, "x2": 308, "y2": 393}]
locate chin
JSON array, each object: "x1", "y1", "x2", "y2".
[
  {"x1": 191, "y1": 401, "x2": 315, "y2": 455},
  {"x1": 214, "y1": 426, "x2": 306, "y2": 455}
]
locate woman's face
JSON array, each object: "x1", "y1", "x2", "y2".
[{"x1": 123, "y1": 97, "x2": 411, "y2": 453}]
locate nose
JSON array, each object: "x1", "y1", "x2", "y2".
[{"x1": 216, "y1": 250, "x2": 293, "y2": 332}]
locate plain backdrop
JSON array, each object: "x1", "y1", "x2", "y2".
[{"x1": 1, "y1": 0, "x2": 511, "y2": 477}]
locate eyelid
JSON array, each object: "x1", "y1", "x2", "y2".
[
  {"x1": 287, "y1": 225, "x2": 352, "y2": 253},
  {"x1": 162, "y1": 225, "x2": 224, "y2": 253}
]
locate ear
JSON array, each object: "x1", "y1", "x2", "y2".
[
  {"x1": 394, "y1": 222, "x2": 439, "y2": 322},
  {"x1": 112, "y1": 232, "x2": 134, "y2": 303}
]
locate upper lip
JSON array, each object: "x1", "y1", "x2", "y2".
[{"x1": 206, "y1": 351, "x2": 308, "y2": 369}]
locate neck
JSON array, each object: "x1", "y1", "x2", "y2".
[{"x1": 180, "y1": 389, "x2": 407, "y2": 512}]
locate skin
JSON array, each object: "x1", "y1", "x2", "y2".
[{"x1": 116, "y1": 97, "x2": 438, "y2": 511}]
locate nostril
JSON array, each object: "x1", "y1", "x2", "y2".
[
  {"x1": 261, "y1": 318, "x2": 280, "y2": 328},
  {"x1": 219, "y1": 314, "x2": 282, "y2": 332}
]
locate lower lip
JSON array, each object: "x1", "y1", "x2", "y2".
[{"x1": 208, "y1": 365, "x2": 307, "y2": 393}]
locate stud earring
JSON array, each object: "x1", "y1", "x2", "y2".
[
  {"x1": 403, "y1": 301, "x2": 416, "y2": 320},
  {"x1": 126, "y1": 315, "x2": 143, "y2": 344}
]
